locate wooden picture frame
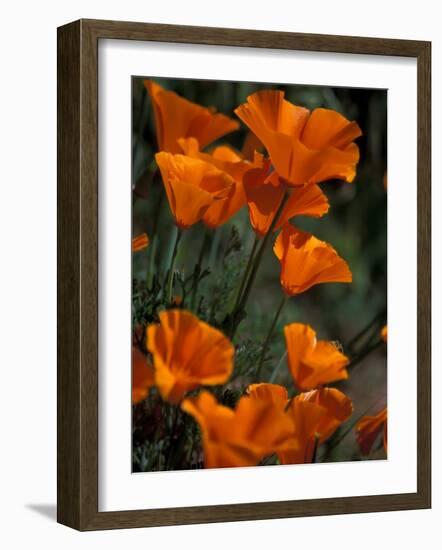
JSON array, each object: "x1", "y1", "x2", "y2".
[{"x1": 57, "y1": 18, "x2": 431, "y2": 531}]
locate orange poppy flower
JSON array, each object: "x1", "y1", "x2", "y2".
[
  {"x1": 145, "y1": 80, "x2": 239, "y2": 153},
  {"x1": 246, "y1": 382, "x2": 289, "y2": 409},
  {"x1": 356, "y1": 407, "x2": 387, "y2": 455},
  {"x1": 235, "y1": 89, "x2": 362, "y2": 186},
  {"x1": 132, "y1": 233, "x2": 149, "y2": 252},
  {"x1": 147, "y1": 310, "x2": 234, "y2": 404},
  {"x1": 280, "y1": 388, "x2": 353, "y2": 464},
  {"x1": 299, "y1": 388, "x2": 353, "y2": 442},
  {"x1": 243, "y1": 164, "x2": 329, "y2": 237},
  {"x1": 155, "y1": 152, "x2": 234, "y2": 229},
  {"x1": 178, "y1": 137, "x2": 264, "y2": 227},
  {"x1": 284, "y1": 323, "x2": 349, "y2": 391},
  {"x1": 132, "y1": 346, "x2": 155, "y2": 404},
  {"x1": 381, "y1": 325, "x2": 388, "y2": 342},
  {"x1": 274, "y1": 223, "x2": 352, "y2": 296},
  {"x1": 181, "y1": 390, "x2": 295, "y2": 468}
]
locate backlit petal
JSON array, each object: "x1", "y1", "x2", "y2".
[
  {"x1": 274, "y1": 224, "x2": 352, "y2": 296},
  {"x1": 279, "y1": 388, "x2": 353, "y2": 464},
  {"x1": 177, "y1": 137, "x2": 263, "y2": 227},
  {"x1": 155, "y1": 152, "x2": 233, "y2": 229},
  {"x1": 146, "y1": 80, "x2": 238, "y2": 153},
  {"x1": 182, "y1": 390, "x2": 295, "y2": 468},
  {"x1": 243, "y1": 167, "x2": 285, "y2": 237},
  {"x1": 247, "y1": 383, "x2": 289, "y2": 409},
  {"x1": 300, "y1": 388, "x2": 353, "y2": 442},
  {"x1": 279, "y1": 398, "x2": 326, "y2": 464},
  {"x1": 235, "y1": 90, "x2": 361, "y2": 186},
  {"x1": 147, "y1": 310, "x2": 234, "y2": 404},
  {"x1": 284, "y1": 323, "x2": 349, "y2": 391},
  {"x1": 301, "y1": 108, "x2": 362, "y2": 150}
]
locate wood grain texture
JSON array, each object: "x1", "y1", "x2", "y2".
[
  {"x1": 57, "y1": 20, "x2": 81, "y2": 529},
  {"x1": 83, "y1": 18, "x2": 427, "y2": 56},
  {"x1": 57, "y1": 18, "x2": 431, "y2": 531},
  {"x1": 416, "y1": 41, "x2": 431, "y2": 507}
]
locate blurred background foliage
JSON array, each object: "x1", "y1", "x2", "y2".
[{"x1": 132, "y1": 77, "x2": 387, "y2": 467}]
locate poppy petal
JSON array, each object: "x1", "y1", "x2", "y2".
[
  {"x1": 182, "y1": 390, "x2": 295, "y2": 468},
  {"x1": 132, "y1": 347, "x2": 155, "y2": 404},
  {"x1": 247, "y1": 383, "x2": 289, "y2": 408},
  {"x1": 274, "y1": 224, "x2": 352, "y2": 296},
  {"x1": 243, "y1": 168, "x2": 285, "y2": 237},
  {"x1": 235, "y1": 90, "x2": 361, "y2": 186},
  {"x1": 301, "y1": 108, "x2": 362, "y2": 150},
  {"x1": 275, "y1": 184, "x2": 330, "y2": 229},
  {"x1": 300, "y1": 388, "x2": 353, "y2": 442},
  {"x1": 155, "y1": 152, "x2": 233, "y2": 229},
  {"x1": 284, "y1": 323, "x2": 349, "y2": 391},
  {"x1": 279, "y1": 398, "x2": 326, "y2": 464},
  {"x1": 132, "y1": 233, "x2": 149, "y2": 252},
  {"x1": 146, "y1": 80, "x2": 238, "y2": 153},
  {"x1": 356, "y1": 407, "x2": 387, "y2": 455},
  {"x1": 147, "y1": 310, "x2": 234, "y2": 404},
  {"x1": 279, "y1": 388, "x2": 353, "y2": 464},
  {"x1": 177, "y1": 137, "x2": 263, "y2": 227}
]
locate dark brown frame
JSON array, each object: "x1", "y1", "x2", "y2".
[{"x1": 57, "y1": 18, "x2": 431, "y2": 531}]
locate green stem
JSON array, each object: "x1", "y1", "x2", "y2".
[
  {"x1": 260, "y1": 454, "x2": 277, "y2": 466},
  {"x1": 229, "y1": 235, "x2": 259, "y2": 332},
  {"x1": 269, "y1": 350, "x2": 287, "y2": 384},
  {"x1": 311, "y1": 436, "x2": 320, "y2": 463},
  {"x1": 151, "y1": 185, "x2": 164, "y2": 236},
  {"x1": 347, "y1": 308, "x2": 386, "y2": 352},
  {"x1": 348, "y1": 339, "x2": 383, "y2": 370},
  {"x1": 166, "y1": 227, "x2": 182, "y2": 304},
  {"x1": 146, "y1": 234, "x2": 158, "y2": 288},
  {"x1": 231, "y1": 190, "x2": 290, "y2": 338},
  {"x1": 190, "y1": 230, "x2": 209, "y2": 311},
  {"x1": 256, "y1": 295, "x2": 287, "y2": 380},
  {"x1": 208, "y1": 226, "x2": 222, "y2": 270}
]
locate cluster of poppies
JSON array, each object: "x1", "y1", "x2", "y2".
[{"x1": 132, "y1": 80, "x2": 387, "y2": 469}]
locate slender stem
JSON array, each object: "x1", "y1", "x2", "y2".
[
  {"x1": 238, "y1": 235, "x2": 259, "y2": 305},
  {"x1": 260, "y1": 454, "x2": 277, "y2": 466},
  {"x1": 229, "y1": 235, "x2": 259, "y2": 329},
  {"x1": 208, "y1": 226, "x2": 222, "y2": 270},
  {"x1": 237, "y1": 193, "x2": 289, "y2": 313},
  {"x1": 348, "y1": 339, "x2": 383, "y2": 370},
  {"x1": 151, "y1": 185, "x2": 164, "y2": 236},
  {"x1": 146, "y1": 234, "x2": 158, "y2": 288},
  {"x1": 231, "y1": 190, "x2": 290, "y2": 338},
  {"x1": 190, "y1": 230, "x2": 209, "y2": 311},
  {"x1": 166, "y1": 227, "x2": 182, "y2": 303},
  {"x1": 166, "y1": 407, "x2": 180, "y2": 470},
  {"x1": 310, "y1": 436, "x2": 320, "y2": 463},
  {"x1": 347, "y1": 308, "x2": 386, "y2": 352},
  {"x1": 269, "y1": 350, "x2": 287, "y2": 384},
  {"x1": 256, "y1": 295, "x2": 287, "y2": 380},
  {"x1": 321, "y1": 396, "x2": 386, "y2": 459}
]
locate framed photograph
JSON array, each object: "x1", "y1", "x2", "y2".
[{"x1": 57, "y1": 19, "x2": 431, "y2": 530}]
